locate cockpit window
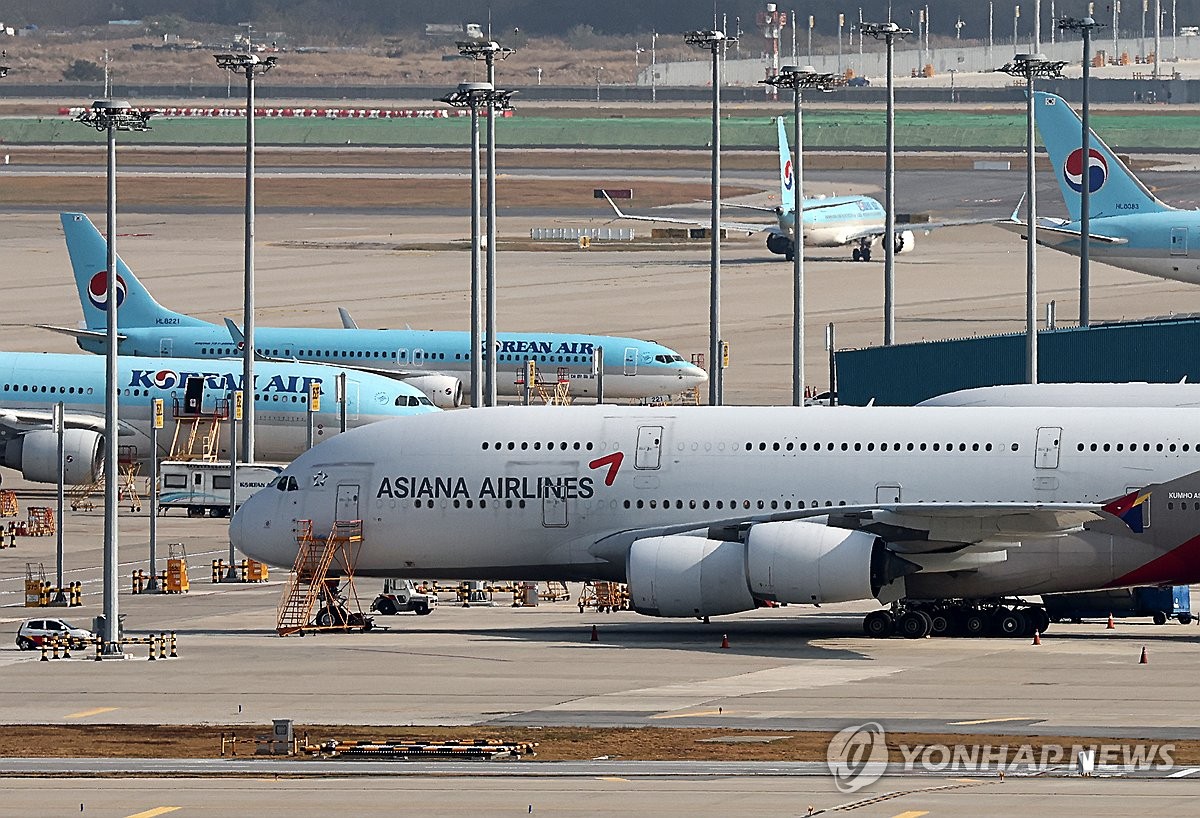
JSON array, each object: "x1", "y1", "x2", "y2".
[
  {"x1": 654, "y1": 354, "x2": 686, "y2": 364},
  {"x1": 418, "y1": 396, "x2": 433, "y2": 406},
  {"x1": 271, "y1": 476, "x2": 285, "y2": 491}
]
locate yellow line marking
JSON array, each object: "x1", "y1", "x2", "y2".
[
  {"x1": 64, "y1": 706, "x2": 117, "y2": 720},
  {"x1": 123, "y1": 809, "x2": 181, "y2": 818},
  {"x1": 947, "y1": 717, "x2": 1032, "y2": 726},
  {"x1": 649, "y1": 709, "x2": 725, "y2": 720},
  {"x1": 597, "y1": 776, "x2": 629, "y2": 782},
  {"x1": 891, "y1": 812, "x2": 929, "y2": 818}
]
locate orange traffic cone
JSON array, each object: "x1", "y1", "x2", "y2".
[
  {"x1": 1032, "y1": 630, "x2": 1041, "y2": 646},
  {"x1": 590, "y1": 624, "x2": 599, "y2": 642},
  {"x1": 720, "y1": 633, "x2": 730, "y2": 649},
  {"x1": 1106, "y1": 613, "x2": 1116, "y2": 629},
  {"x1": 1140, "y1": 646, "x2": 1149, "y2": 664}
]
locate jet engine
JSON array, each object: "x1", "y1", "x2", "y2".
[
  {"x1": 627, "y1": 535, "x2": 757, "y2": 618},
  {"x1": 3, "y1": 429, "x2": 103, "y2": 485},
  {"x1": 403, "y1": 375, "x2": 463, "y2": 408},
  {"x1": 765, "y1": 233, "x2": 793, "y2": 256},
  {"x1": 894, "y1": 230, "x2": 916, "y2": 254},
  {"x1": 626, "y1": 521, "x2": 916, "y2": 618}
]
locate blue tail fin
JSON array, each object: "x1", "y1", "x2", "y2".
[
  {"x1": 776, "y1": 116, "x2": 796, "y2": 213},
  {"x1": 1034, "y1": 91, "x2": 1172, "y2": 220},
  {"x1": 59, "y1": 213, "x2": 210, "y2": 330}
]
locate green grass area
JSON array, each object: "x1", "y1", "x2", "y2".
[{"x1": 4, "y1": 110, "x2": 1200, "y2": 149}]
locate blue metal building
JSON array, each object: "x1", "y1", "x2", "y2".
[{"x1": 835, "y1": 317, "x2": 1200, "y2": 406}]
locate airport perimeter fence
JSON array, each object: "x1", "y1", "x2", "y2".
[{"x1": 6, "y1": 110, "x2": 1200, "y2": 150}]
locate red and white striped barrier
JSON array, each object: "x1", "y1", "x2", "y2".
[{"x1": 60, "y1": 106, "x2": 514, "y2": 119}]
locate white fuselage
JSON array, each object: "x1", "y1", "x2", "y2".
[{"x1": 233, "y1": 405, "x2": 1200, "y2": 599}]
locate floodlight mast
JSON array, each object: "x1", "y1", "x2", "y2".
[
  {"x1": 457, "y1": 39, "x2": 515, "y2": 408},
  {"x1": 997, "y1": 53, "x2": 1067, "y2": 384},
  {"x1": 73, "y1": 99, "x2": 153, "y2": 657},
  {"x1": 861, "y1": 21, "x2": 911, "y2": 347},
  {"x1": 761, "y1": 66, "x2": 840, "y2": 407},
  {"x1": 686, "y1": 29, "x2": 735, "y2": 406},
  {"x1": 214, "y1": 49, "x2": 277, "y2": 464},
  {"x1": 1057, "y1": 16, "x2": 1104, "y2": 327},
  {"x1": 439, "y1": 82, "x2": 516, "y2": 407}
]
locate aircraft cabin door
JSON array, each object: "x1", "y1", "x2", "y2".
[
  {"x1": 396, "y1": 348, "x2": 409, "y2": 366},
  {"x1": 875, "y1": 484, "x2": 901, "y2": 503},
  {"x1": 635, "y1": 425, "x2": 664, "y2": 470},
  {"x1": 159, "y1": 338, "x2": 173, "y2": 357},
  {"x1": 346, "y1": 379, "x2": 360, "y2": 421},
  {"x1": 1034, "y1": 426, "x2": 1063, "y2": 469},
  {"x1": 1171, "y1": 227, "x2": 1188, "y2": 256},
  {"x1": 543, "y1": 481, "x2": 569, "y2": 528},
  {"x1": 412, "y1": 348, "x2": 425, "y2": 368},
  {"x1": 623, "y1": 346, "x2": 638, "y2": 376},
  {"x1": 335, "y1": 483, "x2": 360, "y2": 522}
]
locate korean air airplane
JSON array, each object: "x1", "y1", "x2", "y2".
[
  {"x1": 50, "y1": 214, "x2": 708, "y2": 407},
  {"x1": 234, "y1": 403, "x2": 1200, "y2": 640},
  {"x1": 0, "y1": 351, "x2": 436, "y2": 487},
  {"x1": 999, "y1": 91, "x2": 1200, "y2": 284},
  {"x1": 606, "y1": 117, "x2": 979, "y2": 262}
]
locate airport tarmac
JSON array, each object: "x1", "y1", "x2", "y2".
[
  {"x1": 3, "y1": 201, "x2": 1198, "y2": 406},
  {"x1": 4, "y1": 160, "x2": 1200, "y2": 810}
]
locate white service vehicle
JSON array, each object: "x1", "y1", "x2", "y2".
[
  {"x1": 370, "y1": 579, "x2": 438, "y2": 616},
  {"x1": 159, "y1": 460, "x2": 284, "y2": 518}
]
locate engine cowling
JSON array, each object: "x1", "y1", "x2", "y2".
[
  {"x1": 627, "y1": 535, "x2": 756, "y2": 618},
  {"x1": 403, "y1": 374, "x2": 463, "y2": 408},
  {"x1": 3, "y1": 429, "x2": 103, "y2": 485},
  {"x1": 765, "y1": 233, "x2": 793, "y2": 256},
  {"x1": 746, "y1": 521, "x2": 889, "y2": 604},
  {"x1": 894, "y1": 230, "x2": 916, "y2": 254}
]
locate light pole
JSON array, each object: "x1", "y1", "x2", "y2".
[
  {"x1": 74, "y1": 99, "x2": 153, "y2": 657},
  {"x1": 439, "y1": 82, "x2": 513, "y2": 407},
  {"x1": 687, "y1": 28, "x2": 734, "y2": 406},
  {"x1": 214, "y1": 47, "x2": 276, "y2": 462},
  {"x1": 838, "y1": 13, "x2": 845, "y2": 73},
  {"x1": 862, "y1": 22, "x2": 911, "y2": 347},
  {"x1": 1059, "y1": 16, "x2": 1104, "y2": 327},
  {"x1": 650, "y1": 31, "x2": 659, "y2": 102},
  {"x1": 458, "y1": 39, "x2": 515, "y2": 407},
  {"x1": 762, "y1": 66, "x2": 840, "y2": 407},
  {"x1": 998, "y1": 53, "x2": 1066, "y2": 384},
  {"x1": 1014, "y1": 4, "x2": 1021, "y2": 47},
  {"x1": 595, "y1": 66, "x2": 604, "y2": 102}
]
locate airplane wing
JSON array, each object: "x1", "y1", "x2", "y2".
[
  {"x1": 601, "y1": 191, "x2": 775, "y2": 234},
  {"x1": 840, "y1": 216, "x2": 1008, "y2": 244},
  {"x1": 0, "y1": 407, "x2": 136, "y2": 437},
  {"x1": 337, "y1": 308, "x2": 359, "y2": 330},
  {"x1": 994, "y1": 219, "x2": 1129, "y2": 245},
  {"x1": 589, "y1": 501, "x2": 1105, "y2": 571},
  {"x1": 220, "y1": 318, "x2": 441, "y2": 382},
  {"x1": 37, "y1": 324, "x2": 128, "y2": 342}
]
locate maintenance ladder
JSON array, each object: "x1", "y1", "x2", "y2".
[
  {"x1": 169, "y1": 396, "x2": 229, "y2": 461},
  {"x1": 276, "y1": 519, "x2": 365, "y2": 636}
]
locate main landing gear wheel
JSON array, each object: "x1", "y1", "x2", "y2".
[
  {"x1": 864, "y1": 610, "x2": 894, "y2": 638},
  {"x1": 899, "y1": 610, "x2": 933, "y2": 639},
  {"x1": 996, "y1": 610, "x2": 1027, "y2": 637}
]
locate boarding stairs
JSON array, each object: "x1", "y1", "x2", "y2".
[
  {"x1": 276, "y1": 519, "x2": 368, "y2": 636},
  {"x1": 169, "y1": 396, "x2": 229, "y2": 461}
]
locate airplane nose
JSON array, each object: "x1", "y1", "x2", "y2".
[
  {"x1": 687, "y1": 365, "x2": 709, "y2": 384},
  {"x1": 230, "y1": 489, "x2": 295, "y2": 569}
]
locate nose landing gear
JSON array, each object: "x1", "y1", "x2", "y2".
[{"x1": 851, "y1": 239, "x2": 873, "y2": 262}]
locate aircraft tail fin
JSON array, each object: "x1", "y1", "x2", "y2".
[
  {"x1": 1033, "y1": 92, "x2": 1172, "y2": 220},
  {"x1": 60, "y1": 212, "x2": 210, "y2": 331},
  {"x1": 776, "y1": 116, "x2": 796, "y2": 213}
]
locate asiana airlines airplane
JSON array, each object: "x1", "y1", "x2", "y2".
[{"x1": 233, "y1": 404, "x2": 1200, "y2": 640}]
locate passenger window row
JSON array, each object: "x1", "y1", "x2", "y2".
[
  {"x1": 2, "y1": 383, "x2": 92, "y2": 395},
  {"x1": 744, "y1": 441, "x2": 1016, "y2": 453},
  {"x1": 481, "y1": 441, "x2": 594, "y2": 452},
  {"x1": 1078, "y1": 442, "x2": 1192, "y2": 453}
]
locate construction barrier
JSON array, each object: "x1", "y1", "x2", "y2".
[
  {"x1": 307, "y1": 738, "x2": 538, "y2": 760},
  {"x1": 0, "y1": 490, "x2": 17, "y2": 517},
  {"x1": 213, "y1": 558, "x2": 270, "y2": 583}
]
